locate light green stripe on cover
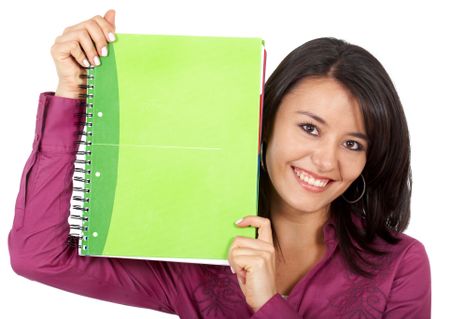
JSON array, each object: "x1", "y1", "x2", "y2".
[
  {"x1": 102, "y1": 34, "x2": 261, "y2": 260},
  {"x1": 82, "y1": 43, "x2": 120, "y2": 255}
]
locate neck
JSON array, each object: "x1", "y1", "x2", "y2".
[{"x1": 269, "y1": 190, "x2": 329, "y2": 255}]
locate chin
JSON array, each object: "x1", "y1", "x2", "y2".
[{"x1": 288, "y1": 197, "x2": 330, "y2": 215}]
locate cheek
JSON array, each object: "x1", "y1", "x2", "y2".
[
  {"x1": 266, "y1": 140, "x2": 310, "y2": 173},
  {"x1": 340, "y1": 154, "x2": 366, "y2": 182}
]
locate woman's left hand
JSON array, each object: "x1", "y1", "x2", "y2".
[{"x1": 228, "y1": 216, "x2": 278, "y2": 312}]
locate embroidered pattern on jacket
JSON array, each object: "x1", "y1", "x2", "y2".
[
  {"x1": 327, "y1": 252, "x2": 393, "y2": 318},
  {"x1": 193, "y1": 266, "x2": 243, "y2": 318}
]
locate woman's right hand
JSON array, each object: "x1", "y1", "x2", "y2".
[{"x1": 52, "y1": 9, "x2": 116, "y2": 99}]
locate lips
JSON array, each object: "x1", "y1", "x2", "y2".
[{"x1": 291, "y1": 166, "x2": 334, "y2": 192}]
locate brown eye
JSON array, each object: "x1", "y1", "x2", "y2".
[
  {"x1": 344, "y1": 140, "x2": 363, "y2": 151},
  {"x1": 299, "y1": 123, "x2": 319, "y2": 136}
]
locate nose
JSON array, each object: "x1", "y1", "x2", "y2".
[{"x1": 311, "y1": 140, "x2": 338, "y2": 173}]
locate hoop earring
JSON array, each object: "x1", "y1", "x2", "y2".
[
  {"x1": 260, "y1": 142, "x2": 266, "y2": 171},
  {"x1": 342, "y1": 174, "x2": 366, "y2": 204}
]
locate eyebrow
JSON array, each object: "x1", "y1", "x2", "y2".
[
  {"x1": 296, "y1": 111, "x2": 327, "y2": 125},
  {"x1": 296, "y1": 111, "x2": 369, "y2": 142}
]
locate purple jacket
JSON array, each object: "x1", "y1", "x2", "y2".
[{"x1": 9, "y1": 92, "x2": 431, "y2": 318}]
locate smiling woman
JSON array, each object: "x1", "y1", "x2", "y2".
[
  {"x1": 259, "y1": 37, "x2": 413, "y2": 266},
  {"x1": 8, "y1": 8, "x2": 430, "y2": 318},
  {"x1": 251, "y1": 37, "x2": 430, "y2": 316}
]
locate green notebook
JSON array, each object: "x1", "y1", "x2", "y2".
[{"x1": 70, "y1": 33, "x2": 266, "y2": 265}]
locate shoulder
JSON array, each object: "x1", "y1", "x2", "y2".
[
  {"x1": 356, "y1": 231, "x2": 430, "y2": 285},
  {"x1": 375, "y1": 232, "x2": 430, "y2": 283},
  {"x1": 379, "y1": 234, "x2": 432, "y2": 316},
  {"x1": 387, "y1": 232, "x2": 428, "y2": 261}
]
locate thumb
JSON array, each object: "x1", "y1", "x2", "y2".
[{"x1": 104, "y1": 9, "x2": 116, "y2": 29}]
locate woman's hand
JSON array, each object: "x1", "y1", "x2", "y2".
[
  {"x1": 51, "y1": 9, "x2": 116, "y2": 99},
  {"x1": 228, "y1": 216, "x2": 278, "y2": 312}
]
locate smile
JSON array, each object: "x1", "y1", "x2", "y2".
[{"x1": 291, "y1": 166, "x2": 333, "y2": 192}]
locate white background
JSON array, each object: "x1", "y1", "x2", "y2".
[{"x1": 1, "y1": 0, "x2": 448, "y2": 318}]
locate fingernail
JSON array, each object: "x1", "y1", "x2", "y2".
[
  {"x1": 101, "y1": 46, "x2": 108, "y2": 57},
  {"x1": 94, "y1": 56, "x2": 101, "y2": 66},
  {"x1": 234, "y1": 218, "x2": 243, "y2": 225},
  {"x1": 83, "y1": 59, "x2": 90, "y2": 68},
  {"x1": 230, "y1": 266, "x2": 235, "y2": 274},
  {"x1": 108, "y1": 32, "x2": 116, "y2": 42}
]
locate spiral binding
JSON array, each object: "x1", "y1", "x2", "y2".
[{"x1": 68, "y1": 66, "x2": 95, "y2": 251}]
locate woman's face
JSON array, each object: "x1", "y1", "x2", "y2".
[{"x1": 266, "y1": 76, "x2": 368, "y2": 215}]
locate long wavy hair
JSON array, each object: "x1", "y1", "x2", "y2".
[{"x1": 258, "y1": 37, "x2": 411, "y2": 276}]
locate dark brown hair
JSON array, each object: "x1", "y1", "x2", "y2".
[{"x1": 258, "y1": 37, "x2": 411, "y2": 276}]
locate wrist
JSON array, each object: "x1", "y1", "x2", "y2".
[{"x1": 55, "y1": 84, "x2": 82, "y2": 99}]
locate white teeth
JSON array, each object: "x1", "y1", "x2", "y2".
[{"x1": 294, "y1": 168, "x2": 329, "y2": 188}]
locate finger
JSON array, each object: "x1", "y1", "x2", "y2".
[
  {"x1": 103, "y1": 9, "x2": 116, "y2": 30},
  {"x1": 228, "y1": 254, "x2": 253, "y2": 285},
  {"x1": 81, "y1": 19, "x2": 110, "y2": 58},
  {"x1": 232, "y1": 253, "x2": 270, "y2": 270},
  {"x1": 230, "y1": 236, "x2": 274, "y2": 252},
  {"x1": 67, "y1": 13, "x2": 115, "y2": 39},
  {"x1": 51, "y1": 41, "x2": 90, "y2": 68},
  {"x1": 57, "y1": 29, "x2": 101, "y2": 66},
  {"x1": 227, "y1": 236, "x2": 274, "y2": 275},
  {"x1": 67, "y1": 16, "x2": 114, "y2": 57},
  {"x1": 230, "y1": 247, "x2": 273, "y2": 261},
  {"x1": 228, "y1": 246, "x2": 274, "y2": 281},
  {"x1": 235, "y1": 216, "x2": 273, "y2": 245},
  {"x1": 231, "y1": 254, "x2": 270, "y2": 285},
  {"x1": 95, "y1": 12, "x2": 116, "y2": 42},
  {"x1": 229, "y1": 246, "x2": 274, "y2": 275}
]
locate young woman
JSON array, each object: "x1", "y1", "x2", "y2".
[{"x1": 9, "y1": 9, "x2": 431, "y2": 318}]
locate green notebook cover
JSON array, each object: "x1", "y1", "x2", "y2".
[{"x1": 71, "y1": 33, "x2": 266, "y2": 265}]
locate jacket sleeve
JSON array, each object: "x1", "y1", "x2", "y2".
[
  {"x1": 383, "y1": 240, "x2": 431, "y2": 318},
  {"x1": 8, "y1": 92, "x2": 180, "y2": 315},
  {"x1": 250, "y1": 294, "x2": 303, "y2": 318}
]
